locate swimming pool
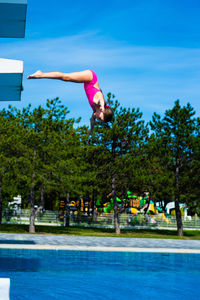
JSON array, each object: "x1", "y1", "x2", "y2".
[{"x1": 0, "y1": 249, "x2": 200, "y2": 300}]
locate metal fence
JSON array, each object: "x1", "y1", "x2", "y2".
[
  {"x1": 69, "y1": 214, "x2": 200, "y2": 230},
  {"x1": 2, "y1": 209, "x2": 200, "y2": 230},
  {"x1": 2, "y1": 209, "x2": 62, "y2": 226}
]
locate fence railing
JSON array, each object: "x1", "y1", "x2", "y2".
[
  {"x1": 2, "y1": 209, "x2": 62, "y2": 225},
  {"x1": 69, "y1": 214, "x2": 200, "y2": 229},
  {"x1": 2, "y1": 209, "x2": 200, "y2": 229}
]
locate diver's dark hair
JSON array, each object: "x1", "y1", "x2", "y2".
[{"x1": 104, "y1": 105, "x2": 113, "y2": 122}]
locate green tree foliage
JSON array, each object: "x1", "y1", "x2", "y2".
[
  {"x1": 2, "y1": 98, "x2": 82, "y2": 232},
  {"x1": 0, "y1": 96, "x2": 200, "y2": 237},
  {"x1": 150, "y1": 100, "x2": 196, "y2": 236},
  {"x1": 88, "y1": 93, "x2": 148, "y2": 234},
  {"x1": 0, "y1": 109, "x2": 23, "y2": 224},
  {"x1": 185, "y1": 117, "x2": 200, "y2": 215},
  {"x1": 143, "y1": 133, "x2": 174, "y2": 210}
]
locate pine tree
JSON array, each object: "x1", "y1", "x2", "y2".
[
  {"x1": 12, "y1": 98, "x2": 81, "y2": 232},
  {"x1": 185, "y1": 117, "x2": 200, "y2": 215},
  {"x1": 150, "y1": 100, "x2": 196, "y2": 236},
  {"x1": 0, "y1": 109, "x2": 23, "y2": 224},
  {"x1": 89, "y1": 93, "x2": 147, "y2": 234}
]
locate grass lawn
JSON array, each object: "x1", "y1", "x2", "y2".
[{"x1": 0, "y1": 224, "x2": 200, "y2": 239}]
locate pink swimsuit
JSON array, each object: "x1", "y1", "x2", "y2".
[{"x1": 84, "y1": 70, "x2": 101, "y2": 111}]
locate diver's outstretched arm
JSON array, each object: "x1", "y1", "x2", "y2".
[{"x1": 27, "y1": 70, "x2": 93, "y2": 83}]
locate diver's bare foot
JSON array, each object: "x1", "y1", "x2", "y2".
[{"x1": 27, "y1": 70, "x2": 43, "y2": 79}]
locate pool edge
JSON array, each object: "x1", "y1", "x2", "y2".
[{"x1": 0, "y1": 244, "x2": 200, "y2": 253}]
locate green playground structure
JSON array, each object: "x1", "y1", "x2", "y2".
[
  {"x1": 96, "y1": 190, "x2": 166, "y2": 218},
  {"x1": 63, "y1": 190, "x2": 169, "y2": 223}
]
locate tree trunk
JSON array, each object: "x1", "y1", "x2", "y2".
[
  {"x1": 92, "y1": 189, "x2": 97, "y2": 221},
  {"x1": 111, "y1": 136, "x2": 120, "y2": 234},
  {"x1": 40, "y1": 176, "x2": 45, "y2": 208},
  {"x1": 29, "y1": 183, "x2": 35, "y2": 233},
  {"x1": 65, "y1": 193, "x2": 70, "y2": 227},
  {"x1": 29, "y1": 148, "x2": 37, "y2": 233},
  {"x1": 175, "y1": 199, "x2": 183, "y2": 236},
  {"x1": 175, "y1": 160, "x2": 183, "y2": 236},
  {"x1": 112, "y1": 174, "x2": 120, "y2": 234},
  {"x1": 31, "y1": 177, "x2": 46, "y2": 228},
  {"x1": 154, "y1": 199, "x2": 157, "y2": 215},
  {"x1": 0, "y1": 176, "x2": 2, "y2": 226}
]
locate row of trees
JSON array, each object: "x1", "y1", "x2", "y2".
[{"x1": 0, "y1": 95, "x2": 199, "y2": 236}]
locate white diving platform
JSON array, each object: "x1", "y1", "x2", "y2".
[
  {"x1": 0, "y1": 0, "x2": 27, "y2": 38},
  {"x1": 0, "y1": 58, "x2": 23, "y2": 101},
  {"x1": 0, "y1": 278, "x2": 10, "y2": 300}
]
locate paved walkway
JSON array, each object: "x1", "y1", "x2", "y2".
[{"x1": 0, "y1": 233, "x2": 200, "y2": 253}]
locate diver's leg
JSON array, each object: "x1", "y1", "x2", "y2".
[{"x1": 28, "y1": 70, "x2": 93, "y2": 83}]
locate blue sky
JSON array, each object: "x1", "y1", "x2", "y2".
[{"x1": 1, "y1": 0, "x2": 200, "y2": 126}]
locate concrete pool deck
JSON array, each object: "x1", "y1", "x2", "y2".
[{"x1": 0, "y1": 233, "x2": 200, "y2": 253}]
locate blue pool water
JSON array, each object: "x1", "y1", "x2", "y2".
[{"x1": 0, "y1": 249, "x2": 200, "y2": 300}]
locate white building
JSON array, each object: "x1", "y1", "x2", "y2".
[
  {"x1": 9, "y1": 195, "x2": 22, "y2": 210},
  {"x1": 165, "y1": 201, "x2": 190, "y2": 219}
]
